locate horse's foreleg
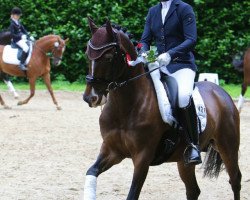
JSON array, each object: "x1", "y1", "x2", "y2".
[
  {"x1": 177, "y1": 161, "x2": 200, "y2": 200},
  {"x1": 83, "y1": 147, "x2": 124, "y2": 200},
  {"x1": 42, "y1": 73, "x2": 61, "y2": 110},
  {"x1": 126, "y1": 152, "x2": 151, "y2": 200},
  {"x1": 18, "y1": 77, "x2": 36, "y2": 105},
  {"x1": 0, "y1": 94, "x2": 11, "y2": 109},
  {"x1": 237, "y1": 83, "x2": 247, "y2": 112}
]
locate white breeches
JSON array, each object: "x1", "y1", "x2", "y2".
[
  {"x1": 169, "y1": 68, "x2": 196, "y2": 108},
  {"x1": 16, "y1": 39, "x2": 29, "y2": 53}
]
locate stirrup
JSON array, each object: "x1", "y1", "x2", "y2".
[{"x1": 183, "y1": 144, "x2": 202, "y2": 165}]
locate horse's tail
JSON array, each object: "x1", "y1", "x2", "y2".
[{"x1": 203, "y1": 145, "x2": 224, "y2": 178}]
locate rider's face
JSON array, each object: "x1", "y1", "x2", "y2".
[{"x1": 12, "y1": 14, "x2": 21, "y2": 20}]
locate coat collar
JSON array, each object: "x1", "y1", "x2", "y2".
[{"x1": 157, "y1": 0, "x2": 181, "y2": 25}]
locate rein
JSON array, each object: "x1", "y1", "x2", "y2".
[{"x1": 106, "y1": 63, "x2": 162, "y2": 91}]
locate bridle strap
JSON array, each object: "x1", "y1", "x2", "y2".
[
  {"x1": 86, "y1": 33, "x2": 124, "y2": 88},
  {"x1": 88, "y1": 40, "x2": 118, "y2": 51},
  {"x1": 33, "y1": 42, "x2": 63, "y2": 61}
]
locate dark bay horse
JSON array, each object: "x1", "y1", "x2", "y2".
[
  {"x1": 83, "y1": 18, "x2": 241, "y2": 200},
  {"x1": 0, "y1": 34, "x2": 68, "y2": 109},
  {"x1": 234, "y1": 48, "x2": 250, "y2": 112}
]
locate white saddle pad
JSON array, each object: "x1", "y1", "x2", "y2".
[
  {"x1": 192, "y1": 86, "x2": 207, "y2": 133},
  {"x1": 148, "y1": 65, "x2": 207, "y2": 133},
  {"x1": 2, "y1": 42, "x2": 33, "y2": 65}
]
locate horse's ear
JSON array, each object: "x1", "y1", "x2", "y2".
[
  {"x1": 88, "y1": 17, "x2": 98, "y2": 35},
  {"x1": 64, "y1": 38, "x2": 69, "y2": 44},
  {"x1": 106, "y1": 19, "x2": 114, "y2": 39}
]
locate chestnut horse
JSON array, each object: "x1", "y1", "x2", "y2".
[
  {"x1": 0, "y1": 34, "x2": 68, "y2": 109},
  {"x1": 0, "y1": 31, "x2": 19, "y2": 99},
  {"x1": 234, "y1": 48, "x2": 250, "y2": 112},
  {"x1": 83, "y1": 18, "x2": 241, "y2": 200}
]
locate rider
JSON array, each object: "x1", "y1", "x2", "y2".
[
  {"x1": 140, "y1": 0, "x2": 201, "y2": 165},
  {"x1": 9, "y1": 7, "x2": 30, "y2": 71}
]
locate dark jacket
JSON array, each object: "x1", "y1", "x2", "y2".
[
  {"x1": 9, "y1": 19, "x2": 28, "y2": 43},
  {"x1": 141, "y1": 0, "x2": 197, "y2": 73}
]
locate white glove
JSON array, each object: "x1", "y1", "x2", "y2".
[
  {"x1": 128, "y1": 55, "x2": 147, "y2": 66},
  {"x1": 157, "y1": 52, "x2": 171, "y2": 67},
  {"x1": 21, "y1": 34, "x2": 27, "y2": 40},
  {"x1": 29, "y1": 36, "x2": 35, "y2": 41}
]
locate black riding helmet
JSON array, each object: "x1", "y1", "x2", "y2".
[{"x1": 11, "y1": 7, "x2": 22, "y2": 15}]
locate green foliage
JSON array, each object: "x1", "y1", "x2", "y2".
[
  {"x1": 193, "y1": 1, "x2": 250, "y2": 83},
  {"x1": 0, "y1": 0, "x2": 249, "y2": 83}
]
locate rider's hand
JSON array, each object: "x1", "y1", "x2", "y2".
[
  {"x1": 128, "y1": 55, "x2": 147, "y2": 66},
  {"x1": 157, "y1": 52, "x2": 171, "y2": 67},
  {"x1": 29, "y1": 36, "x2": 35, "y2": 41},
  {"x1": 21, "y1": 34, "x2": 27, "y2": 40}
]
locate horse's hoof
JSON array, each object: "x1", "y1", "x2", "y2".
[
  {"x1": 4, "y1": 105, "x2": 12, "y2": 109},
  {"x1": 57, "y1": 106, "x2": 62, "y2": 110}
]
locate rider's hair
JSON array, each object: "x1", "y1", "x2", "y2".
[{"x1": 11, "y1": 7, "x2": 22, "y2": 15}]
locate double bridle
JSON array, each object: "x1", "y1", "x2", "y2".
[
  {"x1": 86, "y1": 35, "x2": 127, "y2": 92},
  {"x1": 86, "y1": 34, "x2": 162, "y2": 92},
  {"x1": 33, "y1": 41, "x2": 63, "y2": 61}
]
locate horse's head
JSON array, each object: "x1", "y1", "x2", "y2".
[
  {"x1": 50, "y1": 36, "x2": 69, "y2": 66},
  {"x1": 36, "y1": 35, "x2": 69, "y2": 66},
  {"x1": 83, "y1": 17, "x2": 137, "y2": 107}
]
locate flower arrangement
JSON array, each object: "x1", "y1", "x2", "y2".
[{"x1": 146, "y1": 46, "x2": 158, "y2": 63}]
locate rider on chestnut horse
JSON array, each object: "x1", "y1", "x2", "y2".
[{"x1": 9, "y1": 7, "x2": 34, "y2": 71}]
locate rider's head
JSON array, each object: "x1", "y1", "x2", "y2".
[{"x1": 11, "y1": 7, "x2": 22, "y2": 20}]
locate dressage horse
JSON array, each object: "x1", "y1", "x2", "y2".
[
  {"x1": 0, "y1": 34, "x2": 68, "y2": 109},
  {"x1": 83, "y1": 18, "x2": 241, "y2": 200},
  {"x1": 0, "y1": 31, "x2": 19, "y2": 99},
  {"x1": 234, "y1": 48, "x2": 250, "y2": 112}
]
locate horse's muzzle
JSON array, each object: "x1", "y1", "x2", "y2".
[{"x1": 83, "y1": 92, "x2": 98, "y2": 107}]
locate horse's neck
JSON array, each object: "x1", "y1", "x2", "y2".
[
  {"x1": 36, "y1": 37, "x2": 56, "y2": 52},
  {"x1": 108, "y1": 66, "x2": 152, "y2": 109}
]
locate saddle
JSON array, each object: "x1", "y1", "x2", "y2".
[
  {"x1": 2, "y1": 41, "x2": 33, "y2": 65},
  {"x1": 160, "y1": 74, "x2": 207, "y2": 133},
  {"x1": 150, "y1": 73, "x2": 207, "y2": 166}
]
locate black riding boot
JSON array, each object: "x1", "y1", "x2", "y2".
[
  {"x1": 179, "y1": 97, "x2": 202, "y2": 165},
  {"x1": 19, "y1": 51, "x2": 28, "y2": 71}
]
